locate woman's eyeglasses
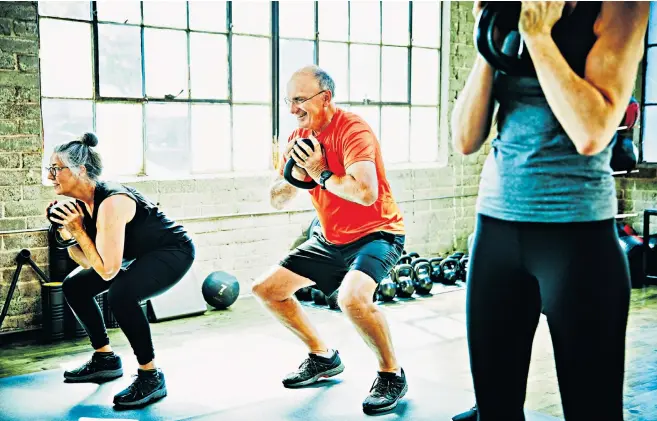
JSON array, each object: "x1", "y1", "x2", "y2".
[{"x1": 45, "y1": 165, "x2": 69, "y2": 177}]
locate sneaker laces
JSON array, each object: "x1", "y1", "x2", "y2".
[
  {"x1": 126, "y1": 373, "x2": 158, "y2": 395},
  {"x1": 369, "y1": 376, "x2": 395, "y2": 398},
  {"x1": 298, "y1": 357, "x2": 320, "y2": 375}
]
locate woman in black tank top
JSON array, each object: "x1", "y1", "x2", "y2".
[
  {"x1": 451, "y1": 3, "x2": 649, "y2": 421},
  {"x1": 46, "y1": 132, "x2": 195, "y2": 409}
]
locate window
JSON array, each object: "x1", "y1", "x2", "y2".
[
  {"x1": 641, "y1": 2, "x2": 657, "y2": 163},
  {"x1": 38, "y1": 1, "x2": 444, "y2": 178},
  {"x1": 312, "y1": 1, "x2": 444, "y2": 164}
]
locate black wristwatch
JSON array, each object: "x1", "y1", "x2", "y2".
[{"x1": 319, "y1": 170, "x2": 334, "y2": 190}]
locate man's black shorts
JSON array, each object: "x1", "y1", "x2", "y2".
[{"x1": 280, "y1": 230, "x2": 405, "y2": 296}]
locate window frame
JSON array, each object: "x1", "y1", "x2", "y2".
[
  {"x1": 640, "y1": 2, "x2": 657, "y2": 165},
  {"x1": 37, "y1": 1, "x2": 449, "y2": 179}
]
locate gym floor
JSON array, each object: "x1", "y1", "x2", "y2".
[{"x1": 0, "y1": 285, "x2": 656, "y2": 421}]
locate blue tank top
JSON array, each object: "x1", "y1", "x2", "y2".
[{"x1": 476, "y1": 2, "x2": 617, "y2": 223}]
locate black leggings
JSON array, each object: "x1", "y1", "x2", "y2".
[
  {"x1": 62, "y1": 243, "x2": 195, "y2": 365},
  {"x1": 467, "y1": 214, "x2": 630, "y2": 421}
]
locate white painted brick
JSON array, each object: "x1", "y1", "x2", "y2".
[
  {"x1": 235, "y1": 188, "x2": 267, "y2": 203},
  {"x1": 235, "y1": 202, "x2": 272, "y2": 214},
  {"x1": 183, "y1": 206, "x2": 203, "y2": 218},
  {"x1": 233, "y1": 175, "x2": 272, "y2": 190},
  {"x1": 158, "y1": 180, "x2": 196, "y2": 194},
  {"x1": 218, "y1": 215, "x2": 255, "y2": 231},
  {"x1": 289, "y1": 211, "x2": 315, "y2": 225},
  {"x1": 200, "y1": 204, "x2": 236, "y2": 216},
  {"x1": 251, "y1": 213, "x2": 290, "y2": 228},
  {"x1": 195, "y1": 178, "x2": 234, "y2": 193}
]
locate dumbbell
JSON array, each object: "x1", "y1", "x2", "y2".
[
  {"x1": 439, "y1": 257, "x2": 461, "y2": 285},
  {"x1": 393, "y1": 263, "x2": 415, "y2": 298},
  {"x1": 376, "y1": 272, "x2": 397, "y2": 302},
  {"x1": 411, "y1": 258, "x2": 433, "y2": 295},
  {"x1": 429, "y1": 257, "x2": 444, "y2": 283}
]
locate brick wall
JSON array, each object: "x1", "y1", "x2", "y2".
[
  {"x1": 0, "y1": 2, "x2": 48, "y2": 333},
  {"x1": 616, "y1": 64, "x2": 657, "y2": 237},
  {"x1": 0, "y1": 1, "x2": 486, "y2": 334}
]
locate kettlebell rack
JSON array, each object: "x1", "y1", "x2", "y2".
[{"x1": 0, "y1": 249, "x2": 50, "y2": 331}]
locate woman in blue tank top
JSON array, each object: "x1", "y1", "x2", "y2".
[
  {"x1": 46, "y1": 132, "x2": 196, "y2": 409},
  {"x1": 451, "y1": 2, "x2": 649, "y2": 421}
]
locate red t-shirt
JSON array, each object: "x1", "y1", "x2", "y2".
[{"x1": 278, "y1": 108, "x2": 405, "y2": 245}]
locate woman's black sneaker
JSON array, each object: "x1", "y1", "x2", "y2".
[
  {"x1": 63, "y1": 352, "x2": 123, "y2": 382},
  {"x1": 113, "y1": 368, "x2": 167, "y2": 408},
  {"x1": 452, "y1": 405, "x2": 478, "y2": 421},
  {"x1": 282, "y1": 350, "x2": 345, "y2": 388},
  {"x1": 362, "y1": 368, "x2": 408, "y2": 414}
]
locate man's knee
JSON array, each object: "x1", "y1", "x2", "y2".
[
  {"x1": 252, "y1": 266, "x2": 311, "y2": 302},
  {"x1": 337, "y1": 271, "x2": 376, "y2": 313}
]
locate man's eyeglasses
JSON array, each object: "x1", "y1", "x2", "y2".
[
  {"x1": 45, "y1": 165, "x2": 69, "y2": 177},
  {"x1": 284, "y1": 90, "x2": 326, "y2": 106}
]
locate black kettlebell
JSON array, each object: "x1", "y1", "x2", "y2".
[
  {"x1": 377, "y1": 273, "x2": 397, "y2": 302},
  {"x1": 439, "y1": 257, "x2": 461, "y2": 285},
  {"x1": 411, "y1": 258, "x2": 433, "y2": 295},
  {"x1": 283, "y1": 138, "x2": 319, "y2": 189},
  {"x1": 47, "y1": 203, "x2": 79, "y2": 249},
  {"x1": 394, "y1": 263, "x2": 415, "y2": 298},
  {"x1": 475, "y1": 2, "x2": 535, "y2": 77},
  {"x1": 311, "y1": 288, "x2": 327, "y2": 305},
  {"x1": 429, "y1": 257, "x2": 444, "y2": 283},
  {"x1": 459, "y1": 255, "x2": 470, "y2": 282}
]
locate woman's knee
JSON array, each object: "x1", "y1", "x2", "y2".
[
  {"x1": 61, "y1": 268, "x2": 94, "y2": 300},
  {"x1": 106, "y1": 283, "x2": 139, "y2": 312}
]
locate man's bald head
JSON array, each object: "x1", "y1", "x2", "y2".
[
  {"x1": 290, "y1": 65, "x2": 335, "y2": 99},
  {"x1": 286, "y1": 65, "x2": 337, "y2": 132}
]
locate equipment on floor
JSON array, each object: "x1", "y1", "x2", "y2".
[
  {"x1": 283, "y1": 138, "x2": 319, "y2": 189},
  {"x1": 376, "y1": 274, "x2": 397, "y2": 302},
  {"x1": 411, "y1": 258, "x2": 433, "y2": 295},
  {"x1": 0, "y1": 249, "x2": 58, "y2": 341},
  {"x1": 440, "y1": 257, "x2": 462, "y2": 285},
  {"x1": 312, "y1": 288, "x2": 327, "y2": 305},
  {"x1": 475, "y1": 2, "x2": 535, "y2": 77},
  {"x1": 394, "y1": 263, "x2": 415, "y2": 298},
  {"x1": 201, "y1": 271, "x2": 240, "y2": 310},
  {"x1": 327, "y1": 289, "x2": 340, "y2": 310},
  {"x1": 47, "y1": 203, "x2": 78, "y2": 249},
  {"x1": 149, "y1": 264, "x2": 207, "y2": 321},
  {"x1": 459, "y1": 255, "x2": 470, "y2": 282},
  {"x1": 429, "y1": 257, "x2": 445, "y2": 283},
  {"x1": 295, "y1": 286, "x2": 313, "y2": 301}
]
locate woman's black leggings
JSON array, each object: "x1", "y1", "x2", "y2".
[
  {"x1": 467, "y1": 214, "x2": 631, "y2": 421},
  {"x1": 62, "y1": 243, "x2": 195, "y2": 365}
]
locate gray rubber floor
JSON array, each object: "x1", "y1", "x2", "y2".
[{"x1": 0, "y1": 327, "x2": 561, "y2": 421}]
